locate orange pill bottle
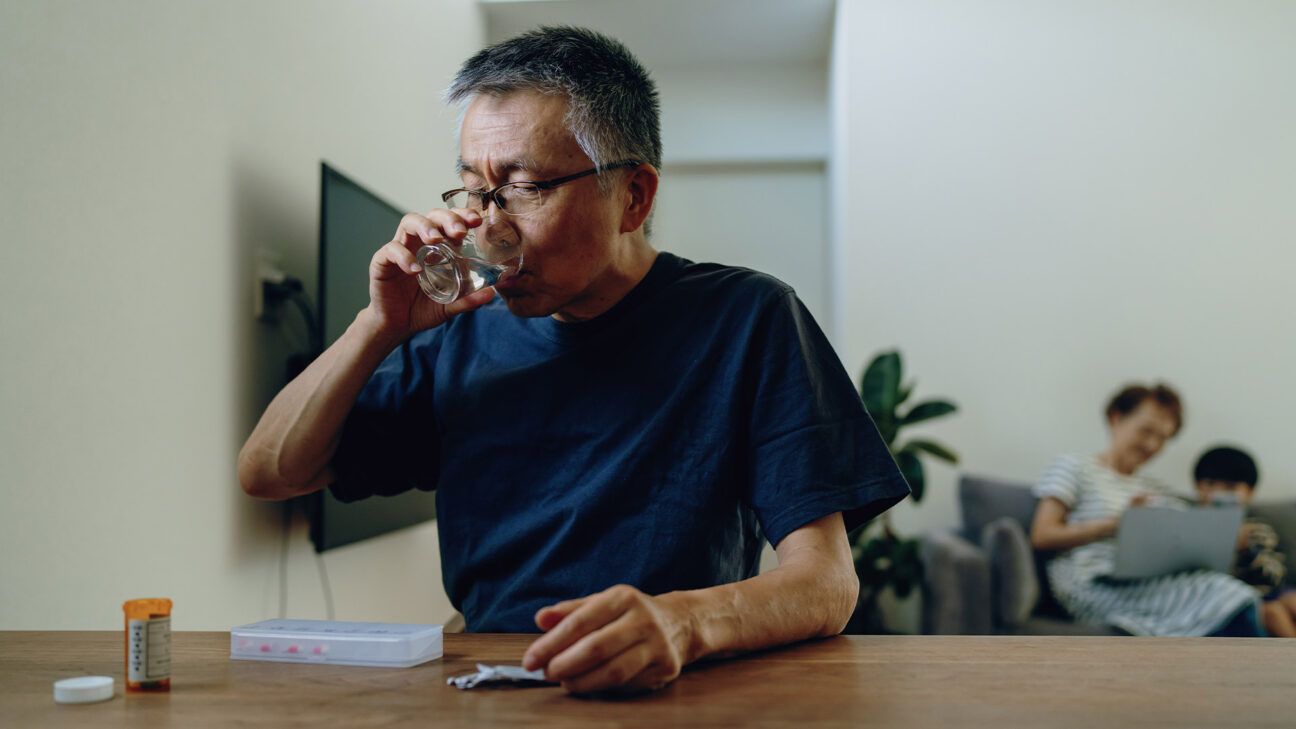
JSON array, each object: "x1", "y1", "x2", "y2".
[{"x1": 123, "y1": 598, "x2": 172, "y2": 692}]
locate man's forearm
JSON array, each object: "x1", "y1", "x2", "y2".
[
  {"x1": 237, "y1": 308, "x2": 405, "y2": 499},
  {"x1": 523, "y1": 514, "x2": 859, "y2": 693},
  {"x1": 659, "y1": 542, "x2": 859, "y2": 665}
]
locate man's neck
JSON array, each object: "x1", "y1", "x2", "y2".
[{"x1": 552, "y1": 238, "x2": 659, "y2": 323}]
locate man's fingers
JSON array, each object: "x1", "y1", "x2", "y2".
[
  {"x1": 559, "y1": 643, "x2": 654, "y2": 695},
  {"x1": 396, "y1": 209, "x2": 479, "y2": 251},
  {"x1": 442, "y1": 286, "x2": 495, "y2": 316},
  {"x1": 445, "y1": 207, "x2": 483, "y2": 228},
  {"x1": 395, "y1": 213, "x2": 439, "y2": 248},
  {"x1": 543, "y1": 612, "x2": 645, "y2": 681},
  {"x1": 533, "y1": 596, "x2": 586, "y2": 632},
  {"x1": 623, "y1": 664, "x2": 674, "y2": 693},
  {"x1": 523, "y1": 589, "x2": 633, "y2": 671},
  {"x1": 372, "y1": 240, "x2": 423, "y2": 278}
]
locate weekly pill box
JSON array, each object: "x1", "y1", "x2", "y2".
[{"x1": 230, "y1": 619, "x2": 443, "y2": 668}]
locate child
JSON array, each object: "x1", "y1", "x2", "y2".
[{"x1": 1194, "y1": 446, "x2": 1296, "y2": 637}]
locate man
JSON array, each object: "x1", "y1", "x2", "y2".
[{"x1": 239, "y1": 27, "x2": 908, "y2": 693}]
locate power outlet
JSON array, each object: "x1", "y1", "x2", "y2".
[{"x1": 255, "y1": 252, "x2": 287, "y2": 321}]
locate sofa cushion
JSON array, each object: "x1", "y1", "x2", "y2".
[
  {"x1": 1007, "y1": 617, "x2": 1123, "y2": 637},
  {"x1": 959, "y1": 474, "x2": 1038, "y2": 538}
]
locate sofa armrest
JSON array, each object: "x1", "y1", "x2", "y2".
[
  {"x1": 919, "y1": 530, "x2": 992, "y2": 635},
  {"x1": 980, "y1": 517, "x2": 1041, "y2": 629}
]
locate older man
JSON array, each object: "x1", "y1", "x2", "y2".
[{"x1": 239, "y1": 26, "x2": 908, "y2": 693}]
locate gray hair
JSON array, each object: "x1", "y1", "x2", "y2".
[{"x1": 446, "y1": 25, "x2": 662, "y2": 196}]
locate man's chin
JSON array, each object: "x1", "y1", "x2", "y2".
[{"x1": 499, "y1": 292, "x2": 557, "y2": 318}]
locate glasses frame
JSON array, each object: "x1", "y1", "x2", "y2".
[{"x1": 441, "y1": 160, "x2": 642, "y2": 216}]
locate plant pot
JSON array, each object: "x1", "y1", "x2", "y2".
[{"x1": 843, "y1": 585, "x2": 924, "y2": 635}]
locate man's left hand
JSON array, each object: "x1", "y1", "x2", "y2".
[{"x1": 522, "y1": 584, "x2": 695, "y2": 694}]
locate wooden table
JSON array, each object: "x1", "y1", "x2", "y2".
[{"x1": 2, "y1": 632, "x2": 1292, "y2": 727}]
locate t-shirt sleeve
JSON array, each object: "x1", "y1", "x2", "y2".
[
  {"x1": 744, "y1": 290, "x2": 911, "y2": 547},
  {"x1": 1033, "y1": 455, "x2": 1083, "y2": 508},
  {"x1": 328, "y1": 331, "x2": 442, "y2": 503}
]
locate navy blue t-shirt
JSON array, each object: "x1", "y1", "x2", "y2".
[{"x1": 330, "y1": 252, "x2": 909, "y2": 632}]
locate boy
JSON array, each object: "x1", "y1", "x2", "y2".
[{"x1": 1194, "y1": 446, "x2": 1296, "y2": 637}]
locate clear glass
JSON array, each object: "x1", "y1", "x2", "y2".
[{"x1": 416, "y1": 231, "x2": 522, "y2": 304}]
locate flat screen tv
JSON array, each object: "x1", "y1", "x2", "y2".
[{"x1": 305, "y1": 161, "x2": 437, "y2": 552}]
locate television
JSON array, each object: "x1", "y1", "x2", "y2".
[{"x1": 305, "y1": 162, "x2": 437, "y2": 552}]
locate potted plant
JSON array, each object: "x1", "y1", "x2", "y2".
[{"x1": 846, "y1": 350, "x2": 958, "y2": 633}]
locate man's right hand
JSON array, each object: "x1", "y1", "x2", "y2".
[{"x1": 364, "y1": 207, "x2": 496, "y2": 341}]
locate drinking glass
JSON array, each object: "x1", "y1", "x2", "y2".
[{"x1": 416, "y1": 231, "x2": 522, "y2": 304}]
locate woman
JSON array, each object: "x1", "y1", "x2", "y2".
[{"x1": 1029, "y1": 383, "x2": 1263, "y2": 636}]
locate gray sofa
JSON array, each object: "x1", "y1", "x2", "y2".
[{"x1": 919, "y1": 474, "x2": 1296, "y2": 635}]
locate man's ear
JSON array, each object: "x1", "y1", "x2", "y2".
[{"x1": 619, "y1": 163, "x2": 659, "y2": 234}]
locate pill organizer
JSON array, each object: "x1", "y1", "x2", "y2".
[{"x1": 230, "y1": 619, "x2": 443, "y2": 668}]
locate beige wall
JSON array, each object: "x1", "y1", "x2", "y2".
[
  {"x1": 0, "y1": 1, "x2": 481, "y2": 630},
  {"x1": 832, "y1": 0, "x2": 1296, "y2": 536}
]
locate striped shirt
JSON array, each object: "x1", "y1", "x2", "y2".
[{"x1": 1034, "y1": 454, "x2": 1259, "y2": 636}]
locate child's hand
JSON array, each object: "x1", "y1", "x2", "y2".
[
  {"x1": 1237, "y1": 522, "x2": 1259, "y2": 551},
  {"x1": 1129, "y1": 493, "x2": 1153, "y2": 508}
]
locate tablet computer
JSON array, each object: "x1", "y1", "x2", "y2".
[{"x1": 1108, "y1": 505, "x2": 1243, "y2": 580}]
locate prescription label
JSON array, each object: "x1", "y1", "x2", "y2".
[{"x1": 127, "y1": 617, "x2": 171, "y2": 682}]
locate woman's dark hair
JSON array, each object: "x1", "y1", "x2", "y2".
[
  {"x1": 1193, "y1": 446, "x2": 1259, "y2": 488},
  {"x1": 1104, "y1": 382, "x2": 1183, "y2": 435}
]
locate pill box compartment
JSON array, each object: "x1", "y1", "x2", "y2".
[{"x1": 230, "y1": 619, "x2": 443, "y2": 668}]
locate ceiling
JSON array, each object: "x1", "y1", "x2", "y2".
[{"x1": 481, "y1": 0, "x2": 835, "y2": 68}]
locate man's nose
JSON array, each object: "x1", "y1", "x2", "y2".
[{"x1": 478, "y1": 211, "x2": 517, "y2": 244}]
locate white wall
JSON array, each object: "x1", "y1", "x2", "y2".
[
  {"x1": 657, "y1": 64, "x2": 829, "y2": 165},
  {"x1": 833, "y1": 0, "x2": 1296, "y2": 535},
  {"x1": 0, "y1": 1, "x2": 481, "y2": 630},
  {"x1": 653, "y1": 63, "x2": 832, "y2": 325},
  {"x1": 655, "y1": 164, "x2": 830, "y2": 323}
]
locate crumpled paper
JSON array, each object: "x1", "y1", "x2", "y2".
[{"x1": 446, "y1": 663, "x2": 553, "y2": 690}]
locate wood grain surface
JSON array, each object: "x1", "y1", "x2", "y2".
[{"x1": 1, "y1": 631, "x2": 1292, "y2": 727}]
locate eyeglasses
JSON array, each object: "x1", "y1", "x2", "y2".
[{"x1": 441, "y1": 160, "x2": 642, "y2": 216}]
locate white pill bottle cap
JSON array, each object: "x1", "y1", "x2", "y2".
[{"x1": 53, "y1": 675, "x2": 114, "y2": 704}]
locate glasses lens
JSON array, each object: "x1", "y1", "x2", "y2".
[
  {"x1": 444, "y1": 190, "x2": 486, "y2": 211},
  {"x1": 495, "y1": 183, "x2": 543, "y2": 215}
]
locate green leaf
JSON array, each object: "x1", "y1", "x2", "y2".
[
  {"x1": 900, "y1": 439, "x2": 959, "y2": 465},
  {"x1": 860, "y1": 351, "x2": 902, "y2": 420},
  {"x1": 893, "y1": 576, "x2": 913, "y2": 598},
  {"x1": 900, "y1": 400, "x2": 957, "y2": 426},
  {"x1": 895, "y1": 542, "x2": 922, "y2": 576},
  {"x1": 894, "y1": 538, "x2": 921, "y2": 565},
  {"x1": 896, "y1": 449, "x2": 925, "y2": 502},
  {"x1": 896, "y1": 380, "x2": 915, "y2": 407},
  {"x1": 874, "y1": 418, "x2": 898, "y2": 448}
]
